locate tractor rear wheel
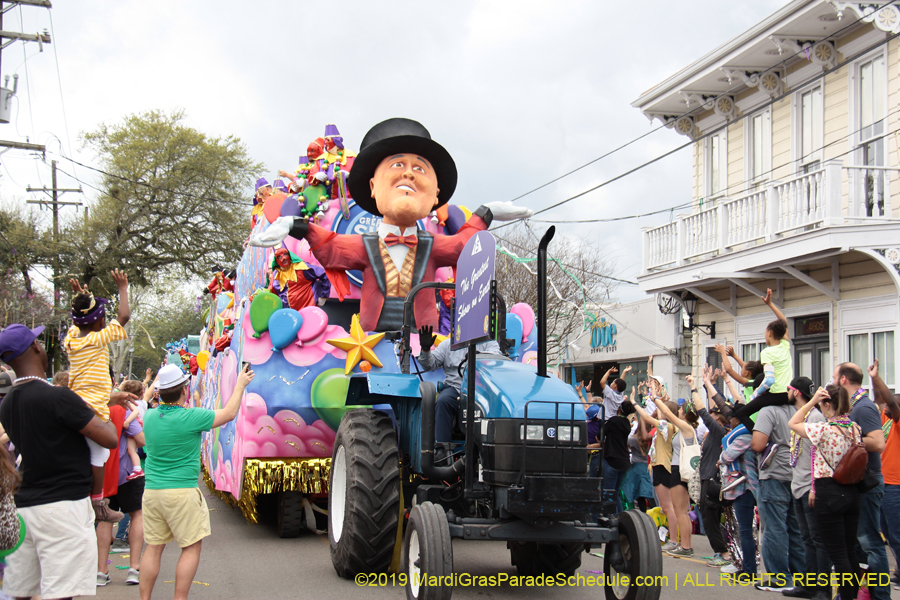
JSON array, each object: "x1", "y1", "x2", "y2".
[
  {"x1": 508, "y1": 541, "x2": 583, "y2": 577},
  {"x1": 328, "y1": 409, "x2": 401, "y2": 578},
  {"x1": 603, "y1": 510, "x2": 663, "y2": 600}
]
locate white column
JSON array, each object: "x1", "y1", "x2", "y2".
[{"x1": 824, "y1": 159, "x2": 843, "y2": 226}]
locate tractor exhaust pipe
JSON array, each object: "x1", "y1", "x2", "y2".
[
  {"x1": 420, "y1": 381, "x2": 465, "y2": 481},
  {"x1": 537, "y1": 226, "x2": 555, "y2": 378}
]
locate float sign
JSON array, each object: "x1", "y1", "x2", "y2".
[{"x1": 452, "y1": 231, "x2": 496, "y2": 349}]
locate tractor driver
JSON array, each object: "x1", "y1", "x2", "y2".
[{"x1": 417, "y1": 325, "x2": 502, "y2": 461}]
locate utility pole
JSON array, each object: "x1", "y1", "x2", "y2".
[{"x1": 26, "y1": 160, "x2": 83, "y2": 309}]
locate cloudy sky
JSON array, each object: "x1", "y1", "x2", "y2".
[{"x1": 2, "y1": 0, "x2": 787, "y2": 302}]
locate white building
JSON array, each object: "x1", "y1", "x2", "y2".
[
  {"x1": 632, "y1": 1, "x2": 900, "y2": 388},
  {"x1": 559, "y1": 298, "x2": 691, "y2": 402}
]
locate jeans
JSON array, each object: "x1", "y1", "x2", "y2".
[
  {"x1": 115, "y1": 512, "x2": 130, "y2": 541},
  {"x1": 733, "y1": 490, "x2": 757, "y2": 575},
  {"x1": 855, "y1": 477, "x2": 889, "y2": 600},
  {"x1": 434, "y1": 386, "x2": 460, "y2": 443},
  {"x1": 602, "y1": 459, "x2": 627, "y2": 514},
  {"x1": 882, "y1": 484, "x2": 900, "y2": 577},
  {"x1": 758, "y1": 478, "x2": 805, "y2": 585},
  {"x1": 699, "y1": 479, "x2": 727, "y2": 554},
  {"x1": 794, "y1": 491, "x2": 831, "y2": 593},
  {"x1": 589, "y1": 453, "x2": 602, "y2": 478},
  {"x1": 814, "y1": 478, "x2": 861, "y2": 600}
]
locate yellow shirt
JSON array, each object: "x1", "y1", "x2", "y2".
[{"x1": 64, "y1": 319, "x2": 127, "y2": 421}]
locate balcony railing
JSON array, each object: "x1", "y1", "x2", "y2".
[{"x1": 642, "y1": 159, "x2": 898, "y2": 272}]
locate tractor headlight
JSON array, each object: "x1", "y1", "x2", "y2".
[
  {"x1": 557, "y1": 426, "x2": 580, "y2": 442},
  {"x1": 519, "y1": 424, "x2": 544, "y2": 440}
]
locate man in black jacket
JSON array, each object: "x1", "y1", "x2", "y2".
[{"x1": 690, "y1": 371, "x2": 733, "y2": 568}]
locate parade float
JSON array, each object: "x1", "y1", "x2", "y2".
[{"x1": 194, "y1": 124, "x2": 540, "y2": 536}]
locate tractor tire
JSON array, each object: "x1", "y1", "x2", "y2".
[
  {"x1": 603, "y1": 510, "x2": 663, "y2": 600},
  {"x1": 328, "y1": 409, "x2": 401, "y2": 578},
  {"x1": 508, "y1": 541, "x2": 583, "y2": 577},
  {"x1": 401, "y1": 502, "x2": 453, "y2": 600},
  {"x1": 276, "y1": 490, "x2": 306, "y2": 538}
]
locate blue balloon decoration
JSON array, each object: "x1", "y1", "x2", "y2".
[
  {"x1": 268, "y1": 308, "x2": 304, "y2": 351},
  {"x1": 505, "y1": 313, "x2": 523, "y2": 359}
]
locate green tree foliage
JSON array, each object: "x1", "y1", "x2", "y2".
[{"x1": 65, "y1": 109, "x2": 261, "y2": 286}]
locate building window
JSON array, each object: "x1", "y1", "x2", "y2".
[
  {"x1": 746, "y1": 110, "x2": 771, "y2": 188},
  {"x1": 798, "y1": 86, "x2": 823, "y2": 173},
  {"x1": 856, "y1": 55, "x2": 886, "y2": 216},
  {"x1": 741, "y1": 342, "x2": 766, "y2": 362},
  {"x1": 705, "y1": 131, "x2": 727, "y2": 198},
  {"x1": 847, "y1": 330, "x2": 895, "y2": 386}
]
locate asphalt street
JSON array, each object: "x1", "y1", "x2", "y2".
[{"x1": 94, "y1": 488, "x2": 898, "y2": 600}]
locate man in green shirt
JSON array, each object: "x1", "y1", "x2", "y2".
[{"x1": 139, "y1": 363, "x2": 253, "y2": 600}]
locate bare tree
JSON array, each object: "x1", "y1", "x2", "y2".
[{"x1": 492, "y1": 223, "x2": 618, "y2": 364}]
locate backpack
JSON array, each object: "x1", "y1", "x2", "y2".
[{"x1": 820, "y1": 424, "x2": 868, "y2": 485}]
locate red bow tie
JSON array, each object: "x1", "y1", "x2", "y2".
[{"x1": 383, "y1": 233, "x2": 418, "y2": 248}]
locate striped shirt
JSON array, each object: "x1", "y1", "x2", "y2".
[{"x1": 64, "y1": 319, "x2": 127, "y2": 421}]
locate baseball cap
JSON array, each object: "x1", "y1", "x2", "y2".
[
  {"x1": 0, "y1": 371, "x2": 12, "y2": 394},
  {"x1": 649, "y1": 374, "x2": 666, "y2": 387},
  {"x1": 585, "y1": 404, "x2": 601, "y2": 420},
  {"x1": 0, "y1": 324, "x2": 45, "y2": 363},
  {"x1": 156, "y1": 364, "x2": 189, "y2": 391},
  {"x1": 789, "y1": 376, "x2": 816, "y2": 401}
]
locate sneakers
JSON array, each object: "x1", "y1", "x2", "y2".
[
  {"x1": 706, "y1": 553, "x2": 731, "y2": 567},
  {"x1": 781, "y1": 587, "x2": 814, "y2": 598},
  {"x1": 110, "y1": 538, "x2": 130, "y2": 553},
  {"x1": 92, "y1": 498, "x2": 124, "y2": 523},
  {"x1": 125, "y1": 467, "x2": 144, "y2": 481},
  {"x1": 720, "y1": 563, "x2": 739, "y2": 574},
  {"x1": 126, "y1": 568, "x2": 140, "y2": 585},
  {"x1": 722, "y1": 474, "x2": 747, "y2": 493},
  {"x1": 660, "y1": 541, "x2": 677, "y2": 552},
  {"x1": 759, "y1": 443, "x2": 780, "y2": 470},
  {"x1": 667, "y1": 545, "x2": 694, "y2": 557},
  {"x1": 97, "y1": 571, "x2": 110, "y2": 587},
  {"x1": 756, "y1": 584, "x2": 794, "y2": 593}
]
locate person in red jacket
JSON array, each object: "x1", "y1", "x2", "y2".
[{"x1": 250, "y1": 118, "x2": 532, "y2": 332}]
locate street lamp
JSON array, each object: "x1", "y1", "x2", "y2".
[{"x1": 680, "y1": 291, "x2": 716, "y2": 338}]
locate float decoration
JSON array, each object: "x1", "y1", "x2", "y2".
[{"x1": 326, "y1": 314, "x2": 385, "y2": 375}]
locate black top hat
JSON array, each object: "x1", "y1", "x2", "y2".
[{"x1": 347, "y1": 118, "x2": 458, "y2": 217}]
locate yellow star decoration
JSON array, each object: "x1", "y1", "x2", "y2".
[{"x1": 326, "y1": 314, "x2": 385, "y2": 375}]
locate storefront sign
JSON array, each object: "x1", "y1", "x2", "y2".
[
  {"x1": 795, "y1": 314, "x2": 829, "y2": 337},
  {"x1": 590, "y1": 319, "x2": 617, "y2": 354}
]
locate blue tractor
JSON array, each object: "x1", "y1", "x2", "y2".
[{"x1": 326, "y1": 228, "x2": 663, "y2": 600}]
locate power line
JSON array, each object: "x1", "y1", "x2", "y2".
[
  {"x1": 531, "y1": 201, "x2": 694, "y2": 224},
  {"x1": 504, "y1": 3, "x2": 892, "y2": 205},
  {"x1": 496, "y1": 28, "x2": 900, "y2": 227},
  {"x1": 47, "y1": 11, "x2": 77, "y2": 182}
]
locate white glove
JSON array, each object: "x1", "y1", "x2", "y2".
[
  {"x1": 314, "y1": 172, "x2": 328, "y2": 183},
  {"x1": 249, "y1": 216, "x2": 294, "y2": 247},
  {"x1": 483, "y1": 201, "x2": 534, "y2": 222}
]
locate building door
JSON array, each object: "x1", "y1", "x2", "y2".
[
  {"x1": 793, "y1": 340, "x2": 830, "y2": 387},
  {"x1": 793, "y1": 314, "x2": 831, "y2": 387}
]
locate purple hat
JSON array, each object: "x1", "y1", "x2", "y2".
[
  {"x1": 71, "y1": 295, "x2": 108, "y2": 326},
  {"x1": 324, "y1": 124, "x2": 344, "y2": 149},
  {"x1": 0, "y1": 324, "x2": 46, "y2": 362},
  {"x1": 273, "y1": 179, "x2": 288, "y2": 193},
  {"x1": 255, "y1": 177, "x2": 271, "y2": 191}
]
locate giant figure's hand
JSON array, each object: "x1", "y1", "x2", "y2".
[
  {"x1": 249, "y1": 216, "x2": 296, "y2": 247},
  {"x1": 483, "y1": 201, "x2": 534, "y2": 222}
]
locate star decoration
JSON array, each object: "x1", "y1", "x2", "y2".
[{"x1": 326, "y1": 314, "x2": 385, "y2": 375}]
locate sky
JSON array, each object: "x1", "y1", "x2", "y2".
[{"x1": 0, "y1": 0, "x2": 788, "y2": 303}]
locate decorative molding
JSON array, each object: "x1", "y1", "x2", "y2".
[
  {"x1": 720, "y1": 67, "x2": 784, "y2": 98},
  {"x1": 768, "y1": 37, "x2": 837, "y2": 70},
  {"x1": 712, "y1": 95, "x2": 738, "y2": 121},
  {"x1": 678, "y1": 91, "x2": 715, "y2": 111},
  {"x1": 829, "y1": 2, "x2": 900, "y2": 34},
  {"x1": 642, "y1": 112, "x2": 698, "y2": 139}
]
